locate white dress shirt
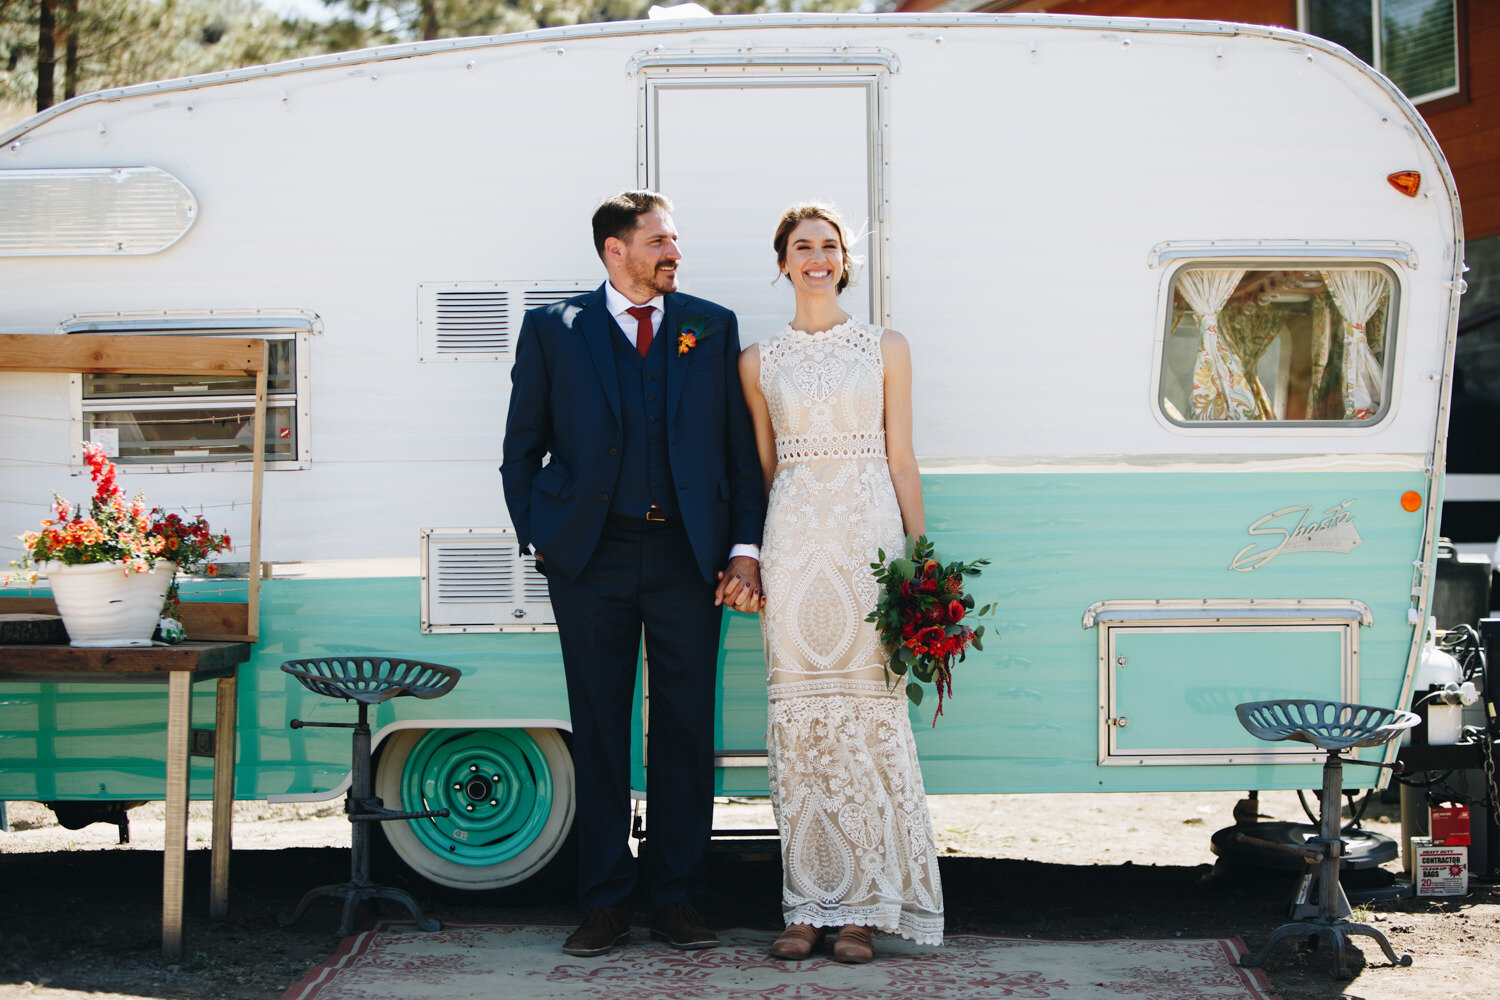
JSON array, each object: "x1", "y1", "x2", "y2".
[{"x1": 603, "y1": 281, "x2": 664, "y2": 347}]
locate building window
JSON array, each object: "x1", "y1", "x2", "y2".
[
  {"x1": 1159, "y1": 265, "x2": 1396, "y2": 426},
  {"x1": 1301, "y1": 0, "x2": 1461, "y2": 105},
  {"x1": 64, "y1": 311, "x2": 314, "y2": 469}
]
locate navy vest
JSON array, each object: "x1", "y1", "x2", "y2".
[{"x1": 610, "y1": 320, "x2": 678, "y2": 518}]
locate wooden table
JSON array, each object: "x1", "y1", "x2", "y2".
[{"x1": 0, "y1": 641, "x2": 250, "y2": 960}]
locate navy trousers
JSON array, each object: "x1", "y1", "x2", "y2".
[{"x1": 546, "y1": 517, "x2": 722, "y2": 911}]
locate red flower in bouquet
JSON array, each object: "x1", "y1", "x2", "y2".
[{"x1": 866, "y1": 534, "x2": 993, "y2": 726}]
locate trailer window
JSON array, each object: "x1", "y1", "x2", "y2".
[
  {"x1": 66, "y1": 313, "x2": 312, "y2": 469},
  {"x1": 1159, "y1": 267, "x2": 1394, "y2": 426}
]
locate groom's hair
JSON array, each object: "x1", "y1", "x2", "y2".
[{"x1": 593, "y1": 191, "x2": 674, "y2": 259}]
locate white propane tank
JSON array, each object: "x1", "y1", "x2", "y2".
[{"x1": 1415, "y1": 621, "x2": 1465, "y2": 745}]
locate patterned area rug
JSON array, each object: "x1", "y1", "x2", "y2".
[{"x1": 283, "y1": 922, "x2": 1281, "y2": 1000}]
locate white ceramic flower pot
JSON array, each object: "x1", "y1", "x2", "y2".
[{"x1": 39, "y1": 560, "x2": 176, "y2": 647}]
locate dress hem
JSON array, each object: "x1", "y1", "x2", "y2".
[{"x1": 782, "y1": 903, "x2": 944, "y2": 947}]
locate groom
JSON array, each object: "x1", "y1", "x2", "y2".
[{"x1": 501, "y1": 191, "x2": 766, "y2": 957}]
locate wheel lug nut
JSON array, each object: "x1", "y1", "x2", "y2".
[
  {"x1": 452, "y1": 783, "x2": 461, "y2": 790},
  {"x1": 489, "y1": 799, "x2": 498, "y2": 806},
  {"x1": 466, "y1": 804, "x2": 474, "y2": 812},
  {"x1": 469, "y1": 764, "x2": 478, "y2": 771}
]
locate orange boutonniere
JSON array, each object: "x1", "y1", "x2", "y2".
[{"x1": 677, "y1": 330, "x2": 698, "y2": 355}]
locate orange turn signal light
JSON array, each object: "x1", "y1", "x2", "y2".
[
  {"x1": 1401, "y1": 491, "x2": 1423, "y2": 512},
  {"x1": 1388, "y1": 171, "x2": 1421, "y2": 197}
]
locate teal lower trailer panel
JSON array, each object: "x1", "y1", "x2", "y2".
[{"x1": 0, "y1": 468, "x2": 1427, "y2": 802}]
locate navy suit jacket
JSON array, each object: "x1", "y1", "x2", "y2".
[{"x1": 501, "y1": 284, "x2": 766, "y2": 584}]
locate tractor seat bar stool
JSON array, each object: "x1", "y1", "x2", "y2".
[
  {"x1": 279, "y1": 656, "x2": 461, "y2": 936},
  {"x1": 1233, "y1": 698, "x2": 1418, "y2": 978}
]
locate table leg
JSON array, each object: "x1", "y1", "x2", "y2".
[
  {"x1": 163, "y1": 671, "x2": 191, "y2": 961},
  {"x1": 210, "y1": 674, "x2": 237, "y2": 919}
]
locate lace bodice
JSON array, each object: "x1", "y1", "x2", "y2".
[{"x1": 759, "y1": 318, "x2": 887, "y2": 466}]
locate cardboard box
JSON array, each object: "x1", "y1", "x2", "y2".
[
  {"x1": 1430, "y1": 804, "x2": 1471, "y2": 846},
  {"x1": 1412, "y1": 836, "x2": 1469, "y2": 896}
]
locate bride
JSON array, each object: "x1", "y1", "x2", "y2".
[{"x1": 738, "y1": 202, "x2": 944, "y2": 963}]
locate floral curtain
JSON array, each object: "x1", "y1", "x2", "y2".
[
  {"x1": 1310, "y1": 293, "x2": 1332, "y2": 408},
  {"x1": 1219, "y1": 300, "x2": 1285, "y2": 419},
  {"x1": 1180, "y1": 268, "x2": 1257, "y2": 420},
  {"x1": 1321, "y1": 269, "x2": 1387, "y2": 420}
]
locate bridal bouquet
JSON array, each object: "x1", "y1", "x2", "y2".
[{"x1": 866, "y1": 535, "x2": 991, "y2": 726}]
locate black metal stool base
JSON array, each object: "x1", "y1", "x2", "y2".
[
  {"x1": 1240, "y1": 918, "x2": 1412, "y2": 977},
  {"x1": 280, "y1": 880, "x2": 442, "y2": 937},
  {"x1": 277, "y1": 658, "x2": 462, "y2": 940},
  {"x1": 1233, "y1": 700, "x2": 1420, "y2": 979}
]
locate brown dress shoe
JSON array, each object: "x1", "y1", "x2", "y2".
[
  {"x1": 649, "y1": 901, "x2": 720, "y2": 949},
  {"x1": 769, "y1": 923, "x2": 823, "y2": 960},
  {"x1": 562, "y1": 906, "x2": 630, "y2": 957},
  {"x1": 832, "y1": 924, "x2": 874, "y2": 964}
]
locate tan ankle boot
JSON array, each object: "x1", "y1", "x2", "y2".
[
  {"x1": 769, "y1": 923, "x2": 823, "y2": 960},
  {"x1": 832, "y1": 924, "x2": 874, "y2": 964}
]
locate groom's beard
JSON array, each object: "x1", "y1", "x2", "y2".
[{"x1": 629, "y1": 257, "x2": 679, "y2": 296}]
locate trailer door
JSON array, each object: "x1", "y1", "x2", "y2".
[
  {"x1": 643, "y1": 69, "x2": 887, "y2": 345},
  {"x1": 641, "y1": 62, "x2": 890, "y2": 789}
]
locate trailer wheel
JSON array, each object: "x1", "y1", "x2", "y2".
[{"x1": 374, "y1": 727, "x2": 574, "y2": 892}]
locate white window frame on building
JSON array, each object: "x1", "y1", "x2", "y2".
[
  {"x1": 64, "y1": 309, "x2": 315, "y2": 471},
  {"x1": 1299, "y1": 0, "x2": 1463, "y2": 106}
]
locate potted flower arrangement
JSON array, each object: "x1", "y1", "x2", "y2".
[{"x1": 8, "y1": 443, "x2": 231, "y2": 647}]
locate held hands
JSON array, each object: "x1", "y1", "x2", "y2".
[{"x1": 715, "y1": 554, "x2": 764, "y2": 614}]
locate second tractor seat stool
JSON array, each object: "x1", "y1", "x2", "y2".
[
  {"x1": 1233, "y1": 698, "x2": 1418, "y2": 978},
  {"x1": 279, "y1": 656, "x2": 461, "y2": 935}
]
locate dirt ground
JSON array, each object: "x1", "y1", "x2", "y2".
[{"x1": 0, "y1": 790, "x2": 1493, "y2": 1000}]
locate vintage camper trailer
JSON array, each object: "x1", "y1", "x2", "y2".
[{"x1": 0, "y1": 12, "x2": 1466, "y2": 892}]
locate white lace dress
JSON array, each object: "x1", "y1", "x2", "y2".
[{"x1": 757, "y1": 318, "x2": 944, "y2": 945}]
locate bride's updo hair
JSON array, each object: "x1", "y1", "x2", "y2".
[{"x1": 773, "y1": 202, "x2": 858, "y2": 293}]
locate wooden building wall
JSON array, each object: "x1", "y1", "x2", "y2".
[{"x1": 1427, "y1": 2, "x2": 1498, "y2": 241}]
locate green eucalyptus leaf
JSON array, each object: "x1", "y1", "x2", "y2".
[{"x1": 907, "y1": 683, "x2": 924, "y2": 706}]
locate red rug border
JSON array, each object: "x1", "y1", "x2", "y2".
[{"x1": 280, "y1": 920, "x2": 1283, "y2": 1000}]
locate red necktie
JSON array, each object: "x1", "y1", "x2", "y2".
[{"x1": 626, "y1": 305, "x2": 654, "y2": 358}]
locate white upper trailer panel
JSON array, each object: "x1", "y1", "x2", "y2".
[{"x1": 0, "y1": 14, "x2": 1462, "y2": 558}]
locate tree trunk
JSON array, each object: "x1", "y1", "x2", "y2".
[
  {"x1": 36, "y1": 0, "x2": 56, "y2": 111},
  {"x1": 421, "y1": 0, "x2": 439, "y2": 40},
  {"x1": 60, "y1": 0, "x2": 78, "y2": 101}
]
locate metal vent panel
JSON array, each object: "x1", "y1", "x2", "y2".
[
  {"x1": 0, "y1": 166, "x2": 198, "y2": 256},
  {"x1": 418, "y1": 281, "x2": 593, "y2": 362},
  {"x1": 421, "y1": 528, "x2": 554, "y2": 632}
]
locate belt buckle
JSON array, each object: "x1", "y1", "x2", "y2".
[{"x1": 645, "y1": 506, "x2": 667, "y2": 523}]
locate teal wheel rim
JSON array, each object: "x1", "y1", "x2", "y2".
[{"x1": 399, "y1": 729, "x2": 555, "y2": 867}]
